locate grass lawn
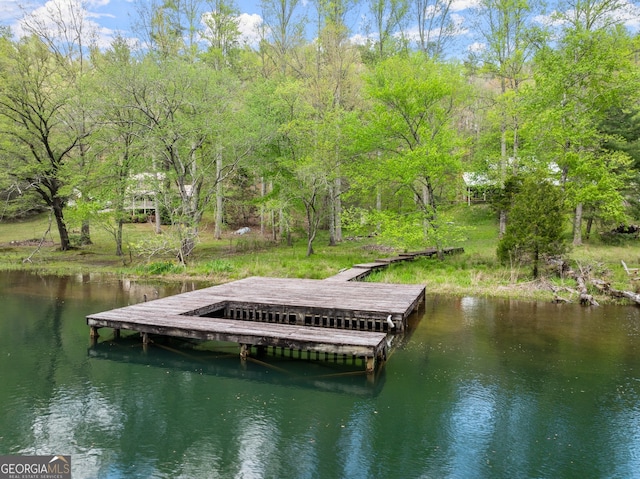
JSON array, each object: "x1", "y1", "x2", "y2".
[{"x1": 2, "y1": 204, "x2": 640, "y2": 304}]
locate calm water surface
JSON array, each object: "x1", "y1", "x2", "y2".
[{"x1": 1, "y1": 271, "x2": 640, "y2": 478}]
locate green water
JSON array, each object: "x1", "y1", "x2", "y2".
[{"x1": 1, "y1": 272, "x2": 640, "y2": 478}]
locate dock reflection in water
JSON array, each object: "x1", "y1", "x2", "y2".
[{"x1": 88, "y1": 336, "x2": 387, "y2": 397}]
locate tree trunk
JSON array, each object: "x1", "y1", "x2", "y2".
[
  {"x1": 271, "y1": 209, "x2": 277, "y2": 241},
  {"x1": 180, "y1": 236, "x2": 195, "y2": 264},
  {"x1": 304, "y1": 196, "x2": 319, "y2": 257},
  {"x1": 376, "y1": 186, "x2": 382, "y2": 232},
  {"x1": 115, "y1": 219, "x2": 123, "y2": 256},
  {"x1": 154, "y1": 195, "x2": 162, "y2": 234},
  {"x1": 52, "y1": 198, "x2": 71, "y2": 251},
  {"x1": 80, "y1": 220, "x2": 92, "y2": 245},
  {"x1": 499, "y1": 86, "x2": 508, "y2": 238},
  {"x1": 422, "y1": 183, "x2": 430, "y2": 236},
  {"x1": 499, "y1": 209, "x2": 507, "y2": 237},
  {"x1": 573, "y1": 202, "x2": 583, "y2": 246},
  {"x1": 328, "y1": 183, "x2": 336, "y2": 247},
  {"x1": 214, "y1": 154, "x2": 223, "y2": 240},
  {"x1": 585, "y1": 216, "x2": 593, "y2": 240},
  {"x1": 279, "y1": 208, "x2": 285, "y2": 243},
  {"x1": 306, "y1": 204, "x2": 316, "y2": 256},
  {"x1": 335, "y1": 176, "x2": 342, "y2": 242},
  {"x1": 260, "y1": 177, "x2": 266, "y2": 237}
]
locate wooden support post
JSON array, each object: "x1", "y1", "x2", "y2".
[
  {"x1": 89, "y1": 326, "x2": 99, "y2": 346},
  {"x1": 240, "y1": 344, "x2": 249, "y2": 360},
  {"x1": 90, "y1": 326, "x2": 99, "y2": 340},
  {"x1": 366, "y1": 356, "x2": 376, "y2": 374},
  {"x1": 141, "y1": 332, "x2": 149, "y2": 352},
  {"x1": 113, "y1": 329, "x2": 121, "y2": 339}
]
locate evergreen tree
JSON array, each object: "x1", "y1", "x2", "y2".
[{"x1": 497, "y1": 176, "x2": 566, "y2": 277}]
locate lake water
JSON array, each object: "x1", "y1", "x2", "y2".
[{"x1": 1, "y1": 271, "x2": 640, "y2": 478}]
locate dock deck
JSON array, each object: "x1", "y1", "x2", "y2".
[
  {"x1": 87, "y1": 276, "x2": 424, "y2": 372},
  {"x1": 87, "y1": 312, "x2": 389, "y2": 372},
  {"x1": 87, "y1": 248, "x2": 462, "y2": 372}
]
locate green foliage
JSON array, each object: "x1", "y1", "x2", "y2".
[
  {"x1": 343, "y1": 206, "x2": 469, "y2": 251},
  {"x1": 0, "y1": 0, "x2": 637, "y2": 279},
  {"x1": 360, "y1": 53, "x2": 467, "y2": 249},
  {"x1": 601, "y1": 106, "x2": 640, "y2": 167},
  {"x1": 136, "y1": 261, "x2": 184, "y2": 276},
  {"x1": 497, "y1": 177, "x2": 566, "y2": 277},
  {"x1": 201, "y1": 259, "x2": 234, "y2": 273},
  {"x1": 524, "y1": 22, "x2": 637, "y2": 243},
  {"x1": 488, "y1": 175, "x2": 523, "y2": 216}
]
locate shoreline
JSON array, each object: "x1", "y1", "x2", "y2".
[{"x1": 1, "y1": 255, "x2": 633, "y2": 307}]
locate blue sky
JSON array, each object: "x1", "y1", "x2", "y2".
[
  {"x1": 1, "y1": 0, "x2": 639, "y2": 57},
  {"x1": 1, "y1": 0, "x2": 485, "y2": 54},
  {"x1": 0, "y1": 0, "x2": 268, "y2": 48}
]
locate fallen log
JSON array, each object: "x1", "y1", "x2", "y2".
[
  {"x1": 544, "y1": 280, "x2": 577, "y2": 303},
  {"x1": 621, "y1": 260, "x2": 640, "y2": 281},
  {"x1": 567, "y1": 266, "x2": 600, "y2": 306},
  {"x1": 590, "y1": 279, "x2": 640, "y2": 306}
]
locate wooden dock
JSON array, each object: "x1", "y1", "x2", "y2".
[
  {"x1": 88, "y1": 310, "x2": 389, "y2": 372},
  {"x1": 87, "y1": 247, "x2": 462, "y2": 373},
  {"x1": 323, "y1": 247, "x2": 463, "y2": 284},
  {"x1": 88, "y1": 277, "x2": 424, "y2": 372}
]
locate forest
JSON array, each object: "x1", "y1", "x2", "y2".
[{"x1": 0, "y1": 0, "x2": 639, "y2": 277}]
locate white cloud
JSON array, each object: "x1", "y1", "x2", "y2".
[
  {"x1": 200, "y1": 11, "x2": 264, "y2": 49},
  {"x1": 536, "y1": 0, "x2": 640, "y2": 32},
  {"x1": 349, "y1": 32, "x2": 372, "y2": 46},
  {"x1": 619, "y1": 0, "x2": 640, "y2": 31},
  {"x1": 14, "y1": 0, "x2": 117, "y2": 49},
  {"x1": 86, "y1": 0, "x2": 110, "y2": 7},
  {"x1": 451, "y1": 0, "x2": 481, "y2": 12},
  {"x1": 467, "y1": 41, "x2": 484, "y2": 53},
  {"x1": 236, "y1": 12, "x2": 262, "y2": 48}
]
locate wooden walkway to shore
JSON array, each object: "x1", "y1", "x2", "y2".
[
  {"x1": 87, "y1": 246, "x2": 462, "y2": 372},
  {"x1": 324, "y1": 247, "x2": 464, "y2": 282}
]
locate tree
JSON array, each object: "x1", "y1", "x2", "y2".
[
  {"x1": 87, "y1": 37, "x2": 149, "y2": 256},
  {"x1": 19, "y1": 0, "x2": 101, "y2": 245},
  {"x1": 0, "y1": 36, "x2": 84, "y2": 251},
  {"x1": 259, "y1": 0, "x2": 306, "y2": 75},
  {"x1": 124, "y1": 53, "x2": 259, "y2": 262},
  {"x1": 363, "y1": 53, "x2": 467, "y2": 255},
  {"x1": 527, "y1": 9, "x2": 636, "y2": 245},
  {"x1": 134, "y1": 0, "x2": 203, "y2": 59},
  {"x1": 412, "y1": 0, "x2": 460, "y2": 58},
  {"x1": 311, "y1": 0, "x2": 363, "y2": 246},
  {"x1": 271, "y1": 78, "x2": 330, "y2": 256},
  {"x1": 471, "y1": 0, "x2": 542, "y2": 236},
  {"x1": 497, "y1": 176, "x2": 565, "y2": 278},
  {"x1": 200, "y1": 0, "x2": 243, "y2": 70},
  {"x1": 362, "y1": 0, "x2": 409, "y2": 61}
]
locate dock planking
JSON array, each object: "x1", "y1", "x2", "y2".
[
  {"x1": 87, "y1": 247, "x2": 462, "y2": 373},
  {"x1": 323, "y1": 268, "x2": 374, "y2": 282},
  {"x1": 87, "y1": 312, "x2": 388, "y2": 372},
  {"x1": 87, "y1": 276, "x2": 424, "y2": 372}
]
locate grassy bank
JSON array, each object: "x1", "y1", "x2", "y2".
[{"x1": 2, "y1": 205, "x2": 640, "y2": 304}]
